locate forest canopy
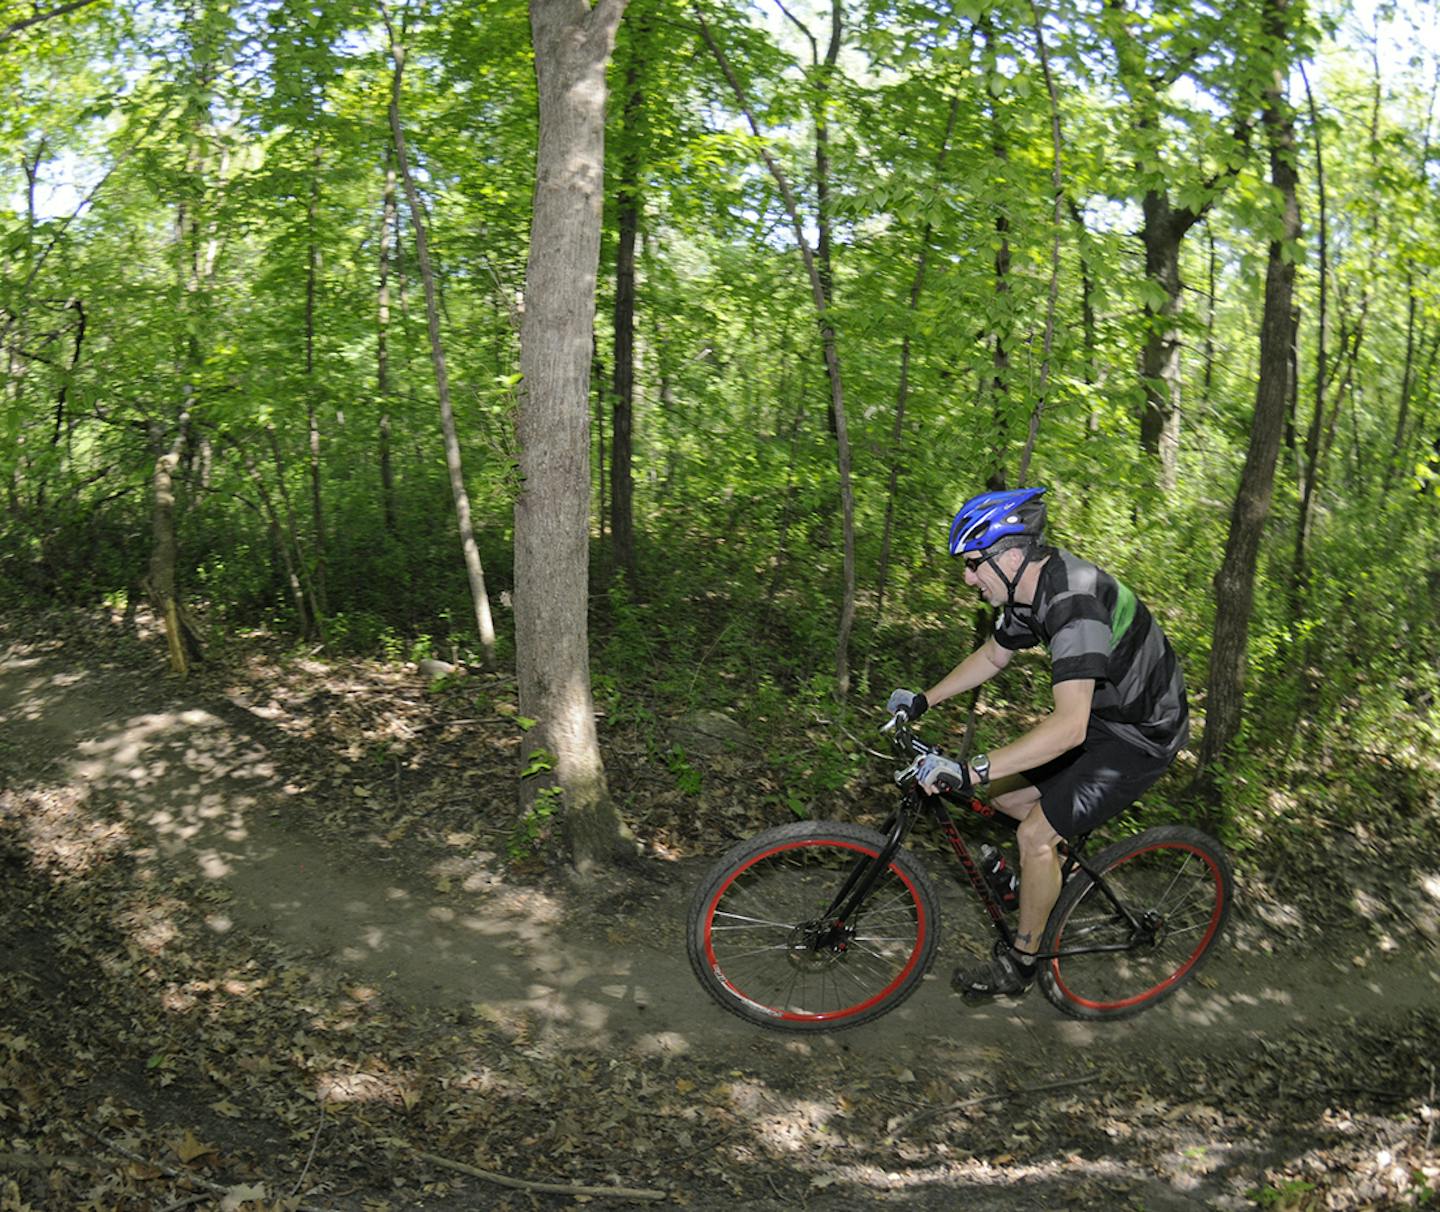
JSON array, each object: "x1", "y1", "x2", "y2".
[{"x1": 2, "y1": 0, "x2": 1438, "y2": 843}]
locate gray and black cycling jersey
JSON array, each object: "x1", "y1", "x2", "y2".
[{"x1": 993, "y1": 548, "x2": 1190, "y2": 760}]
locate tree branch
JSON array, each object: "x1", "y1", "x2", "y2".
[
  {"x1": 0, "y1": 0, "x2": 103, "y2": 45},
  {"x1": 415, "y1": 1150, "x2": 665, "y2": 1201}
]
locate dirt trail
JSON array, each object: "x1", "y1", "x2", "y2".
[
  {"x1": 4, "y1": 635, "x2": 1439, "y2": 1211},
  {"x1": 4, "y1": 642, "x2": 1435, "y2": 1063}
]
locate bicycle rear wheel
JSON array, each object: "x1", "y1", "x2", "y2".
[
  {"x1": 687, "y1": 820, "x2": 939, "y2": 1032},
  {"x1": 1038, "y1": 825, "x2": 1233, "y2": 1022}
]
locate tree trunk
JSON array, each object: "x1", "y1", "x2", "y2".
[
  {"x1": 517, "y1": 0, "x2": 627, "y2": 871},
  {"x1": 149, "y1": 418, "x2": 198, "y2": 675},
  {"x1": 1065, "y1": 197, "x2": 1099, "y2": 395},
  {"x1": 1202, "y1": 225, "x2": 1217, "y2": 411},
  {"x1": 1016, "y1": 0, "x2": 1065, "y2": 487},
  {"x1": 1138, "y1": 193, "x2": 1189, "y2": 490},
  {"x1": 305, "y1": 150, "x2": 327, "y2": 617},
  {"x1": 1195, "y1": 0, "x2": 1300, "y2": 800},
  {"x1": 267, "y1": 426, "x2": 324, "y2": 641},
  {"x1": 1293, "y1": 65, "x2": 1328, "y2": 599},
  {"x1": 383, "y1": 8, "x2": 497, "y2": 666},
  {"x1": 377, "y1": 149, "x2": 398, "y2": 535},
  {"x1": 979, "y1": 16, "x2": 1011, "y2": 489},
  {"x1": 236, "y1": 440, "x2": 311, "y2": 634},
  {"x1": 1382, "y1": 69, "x2": 1436, "y2": 492},
  {"x1": 593, "y1": 335, "x2": 607, "y2": 542}
]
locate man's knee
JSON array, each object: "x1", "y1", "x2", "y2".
[
  {"x1": 990, "y1": 782, "x2": 1040, "y2": 821},
  {"x1": 1017, "y1": 805, "x2": 1061, "y2": 864}
]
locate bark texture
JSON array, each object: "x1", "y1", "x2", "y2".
[
  {"x1": 516, "y1": 0, "x2": 627, "y2": 870},
  {"x1": 1196, "y1": 0, "x2": 1300, "y2": 797}
]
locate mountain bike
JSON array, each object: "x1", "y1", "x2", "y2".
[{"x1": 686, "y1": 712, "x2": 1233, "y2": 1031}]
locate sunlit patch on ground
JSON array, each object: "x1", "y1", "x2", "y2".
[
  {"x1": 3, "y1": 622, "x2": 1438, "y2": 1211},
  {"x1": 2, "y1": 784, "x2": 130, "y2": 877}
]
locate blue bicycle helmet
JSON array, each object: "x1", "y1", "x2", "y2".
[{"x1": 948, "y1": 487, "x2": 1048, "y2": 556}]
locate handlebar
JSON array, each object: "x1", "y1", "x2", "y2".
[{"x1": 883, "y1": 713, "x2": 973, "y2": 796}]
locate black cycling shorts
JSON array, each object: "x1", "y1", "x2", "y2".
[{"x1": 1023, "y1": 725, "x2": 1175, "y2": 839}]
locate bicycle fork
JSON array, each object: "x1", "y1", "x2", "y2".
[{"x1": 808, "y1": 806, "x2": 914, "y2": 952}]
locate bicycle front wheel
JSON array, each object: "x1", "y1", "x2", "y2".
[
  {"x1": 687, "y1": 820, "x2": 939, "y2": 1032},
  {"x1": 1038, "y1": 825, "x2": 1233, "y2": 1022}
]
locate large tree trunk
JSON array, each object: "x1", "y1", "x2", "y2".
[
  {"x1": 1195, "y1": 0, "x2": 1300, "y2": 802},
  {"x1": 517, "y1": 0, "x2": 627, "y2": 871},
  {"x1": 383, "y1": 9, "x2": 497, "y2": 666}
]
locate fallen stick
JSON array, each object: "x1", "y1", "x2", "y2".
[
  {"x1": 156, "y1": 1196, "x2": 210, "y2": 1212},
  {"x1": 885, "y1": 1075, "x2": 1097, "y2": 1141},
  {"x1": 415, "y1": 1150, "x2": 666, "y2": 1201}
]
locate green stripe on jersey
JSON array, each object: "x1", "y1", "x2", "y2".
[{"x1": 1111, "y1": 580, "x2": 1137, "y2": 647}]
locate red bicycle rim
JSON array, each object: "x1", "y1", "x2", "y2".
[
  {"x1": 1051, "y1": 840, "x2": 1226, "y2": 1013},
  {"x1": 703, "y1": 838, "x2": 930, "y2": 1024}
]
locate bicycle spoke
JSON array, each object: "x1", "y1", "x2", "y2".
[{"x1": 711, "y1": 912, "x2": 802, "y2": 930}]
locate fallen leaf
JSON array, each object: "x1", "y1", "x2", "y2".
[
  {"x1": 220, "y1": 1182, "x2": 267, "y2": 1210},
  {"x1": 174, "y1": 1128, "x2": 217, "y2": 1163}
]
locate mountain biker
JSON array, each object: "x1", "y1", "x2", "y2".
[{"x1": 887, "y1": 486, "x2": 1190, "y2": 999}]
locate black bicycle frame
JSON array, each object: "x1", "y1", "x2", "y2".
[{"x1": 815, "y1": 719, "x2": 1152, "y2": 962}]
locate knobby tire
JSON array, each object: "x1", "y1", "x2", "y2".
[
  {"x1": 686, "y1": 820, "x2": 939, "y2": 1032},
  {"x1": 1038, "y1": 824, "x2": 1233, "y2": 1022}
]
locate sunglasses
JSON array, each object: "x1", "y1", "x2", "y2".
[{"x1": 963, "y1": 555, "x2": 986, "y2": 573}]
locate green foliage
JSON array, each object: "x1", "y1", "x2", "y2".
[
  {"x1": 1, "y1": 0, "x2": 1438, "y2": 848},
  {"x1": 665, "y1": 747, "x2": 702, "y2": 796},
  {"x1": 510, "y1": 784, "x2": 563, "y2": 859},
  {"x1": 1248, "y1": 1178, "x2": 1319, "y2": 1211}
]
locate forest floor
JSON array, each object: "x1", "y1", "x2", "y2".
[{"x1": 2, "y1": 608, "x2": 1439, "y2": 1212}]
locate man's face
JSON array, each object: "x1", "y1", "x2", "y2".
[{"x1": 963, "y1": 546, "x2": 1017, "y2": 606}]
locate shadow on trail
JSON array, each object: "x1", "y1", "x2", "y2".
[
  {"x1": 6, "y1": 631, "x2": 1440, "y2": 1212},
  {"x1": 5, "y1": 638, "x2": 1437, "y2": 1068},
  {"x1": 1, "y1": 645, "x2": 705, "y2": 1057}
]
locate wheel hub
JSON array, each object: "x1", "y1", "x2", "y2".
[
  {"x1": 787, "y1": 919, "x2": 851, "y2": 969},
  {"x1": 1136, "y1": 909, "x2": 1167, "y2": 948}
]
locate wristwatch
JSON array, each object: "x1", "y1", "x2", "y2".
[{"x1": 971, "y1": 752, "x2": 991, "y2": 785}]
